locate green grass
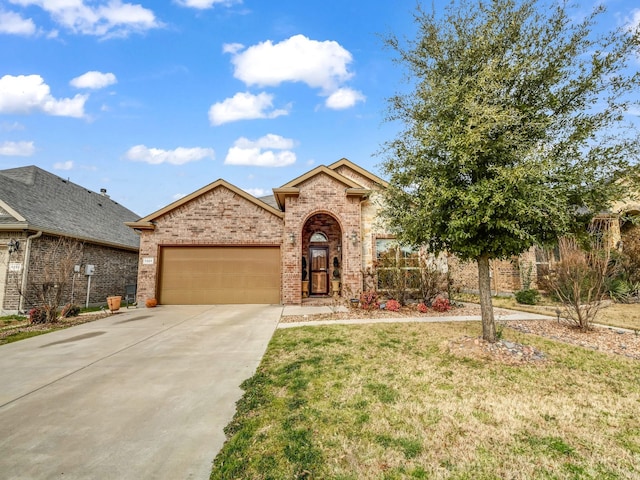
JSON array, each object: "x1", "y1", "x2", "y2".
[
  {"x1": 211, "y1": 322, "x2": 640, "y2": 479},
  {"x1": 0, "y1": 314, "x2": 27, "y2": 327},
  {"x1": 1, "y1": 329, "x2": 53, "y2": 344}
]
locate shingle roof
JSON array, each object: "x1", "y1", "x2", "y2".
[
  {"x1": 0, "y1": 166, "x2": 140, "y2": 250},
  {"x1": 258, "y1": 195, "x2": 280, "y2": 210}
]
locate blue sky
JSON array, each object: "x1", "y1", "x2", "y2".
[{"x1": 1, "y1": 0, "x2": 638, "y2": 217}]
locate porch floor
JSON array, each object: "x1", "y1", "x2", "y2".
[{"x1": 301, "y1": 296, "x2": 340, "y2": 306}]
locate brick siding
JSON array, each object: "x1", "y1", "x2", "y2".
[
  {"x1": 135, "y1": 185, "x2": 284, "y2": 304},
  {"x1": 0, "y1": 232, "x2": 137, "y2": 312}
]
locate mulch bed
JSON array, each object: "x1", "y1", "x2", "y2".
[{"x1": 0, "y1": 312, "x2": 111, "y2": 342}]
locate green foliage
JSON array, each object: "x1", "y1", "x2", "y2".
[
  {"x1": 380, "y1": 0, "x2": 639, "y2": 341},
  {"x1": 514, "y1": 289, "x2": 540, "y2": 305},
  {"x1": 381, "y1": 0, "x2": 639, "y2": 261}
]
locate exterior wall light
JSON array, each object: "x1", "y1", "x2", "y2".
[
  {"x1": 7, "y1": 239, "x2": 20, "y2": 254},
  {"x1": 288, "y1": 232, "x2": 296, "y2": 246}
]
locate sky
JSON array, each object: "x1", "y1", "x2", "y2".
[{"x1": 1, "y1": 0, "x2": 639, "y2": 217}]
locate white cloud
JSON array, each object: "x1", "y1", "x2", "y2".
[
  {"x1": 325, "y1": 87, "x2": 365, "y2": 110},
  {"x1": 234, "y1": 133, "x2": 294, "y2": 150},
  {"x1": 0, "y1": 140, "x2": 35, "y2": 156},
  {"x1": 70, "y1": 71, "x2": 117, "y2": 89},
  {"x1": 53, "y1": 160, "x2": 73, "y2": 170},
  {"x1": 208, "y1": 91, "x2": 289, "y2": 126},
  {"x1": 172, "y1": 193, "x2": 187, "y2": 200},
  {"x1": 0, "y1": 74, "x2": 87, "y2": 118},
  {"x1": 243, "y1": 187, "x2": 267, "y2": 197},
  {"x1": 175, "y1": 0, "x2": 240, "y2": 10},
  {"x1": 222, "y1": 42, "x2": 244, "y2": 54},
  {"x1": 228, "y1": 34, "x2": 353, "y2": 93},
  {"x1": 224, "y1": 134, "x2": 296, "y2": 167},
  {"x1": 7, "y1": 0, "x2": 161, "y2": 38},
  {"x1": 0, "y1": 10, "x2": 36, "y2": 35},
  {"x1": 125, "y1": 145, "x2": 215, "y2": 165}
]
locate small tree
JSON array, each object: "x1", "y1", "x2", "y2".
[
  {"x1": 22, "y1": 237, "x2": 84, "y2": 323},
  {"x1": 380, "y1": 0, "x2": 640, "y2": 342},
  {"x1": 542, "y1": 237, "x2": 610, "y2": 330}
]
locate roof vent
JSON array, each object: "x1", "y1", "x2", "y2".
[{"x1": 100, "y1": 188, "x2": 110, "y2": 198}]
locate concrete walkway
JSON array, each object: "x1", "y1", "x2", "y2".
[
  {"x1": 0, "y1": 304, "x2": 282, "y2": 480},
  {"x1": 279, "y1": 304, "x2": 554, "y2": 328}
]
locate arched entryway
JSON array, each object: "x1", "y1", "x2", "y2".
[{"x1": 302, "y1": 213, "x2": 342, "y2": 297}]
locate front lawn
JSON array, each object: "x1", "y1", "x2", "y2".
[
  {"x1": 211, "y1": 322, "x2": 640, "y2": 479},
  {"x1": 459, "y1": 293, "x2": 640, "y2": 331}
]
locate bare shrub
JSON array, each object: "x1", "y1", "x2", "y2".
[
  {"x1": 418, "y1": 253, "x2": 448, "y2": 305},
  {"x1": 541, "y1": 237, "x2": 610, "y2": 330},
  {"x1": 22, "y1": 237, "x2": 84, "y2": 322}
]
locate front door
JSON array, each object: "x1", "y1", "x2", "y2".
[{"x1": 310, "y1": 247, "x2": 329, "y2": 295}]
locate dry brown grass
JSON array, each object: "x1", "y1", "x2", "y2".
[
  {"x1": 212, "y1": 321, "x2": 640, "y2": 479},
  {"x1": 460, "y1": 293, "x2": 640, "y2": 331}
]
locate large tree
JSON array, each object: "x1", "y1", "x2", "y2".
[{"x1": 380, "y1": 0, "x2": 640, "y2": 342}]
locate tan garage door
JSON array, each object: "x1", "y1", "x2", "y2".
[{"x1": 158, "y1": 246, "x2": 281, "y2": 305}]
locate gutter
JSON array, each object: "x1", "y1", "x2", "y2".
[{"x1": 18, "y1": 230, "x2": 42, "y2": 313}]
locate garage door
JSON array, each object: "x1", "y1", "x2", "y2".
[{"x1": 158, "y1": 246, "x2": 281, "y2": 304}]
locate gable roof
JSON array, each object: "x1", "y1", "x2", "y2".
[
  {"x1": 272, "y1": 163, "x2": 372, "y2": 209},
  {"x1": 0, "y1": 166, "x2": 140, "y2": 250},
  {"x1": 327, "y1": 158, "x2": 388, "y2": 188},
  {"x1": 126, "y1": 178, "x2": 284, "y2": 230}
]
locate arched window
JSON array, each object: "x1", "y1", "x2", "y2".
[{"x1": 310, "y1": 232, "x2": 328, "y2": 243}]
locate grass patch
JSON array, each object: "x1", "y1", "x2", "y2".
[
  {"x1": 211, "y1": 322, "x2": 640, "y2": 479},
  {"x1": 459, "y1": 293, "x2": 640, "y2": 331},
  {"x1": 1, "y1": 329, "x2": 53, "y2": 344},
  {"x1": 0, "y1": 314, "x2": 28, "y2": 328}
]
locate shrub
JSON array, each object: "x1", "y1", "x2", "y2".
[
  {"x1": 385, "y1": 299, "x2": 401, "y2": 311},
  {"x1": 432, "y1": 297, "x2": 451, "y2": 312},
  {"x1": 419, "y1": 255, "x2": 449, "y2": 305},
  {"x1": 61, "y1": 303, "x2": 81, "y2": 318},
  {"x1": 29, "y1": 307, "x2": 48, "y2": 324},
  {"x1": 515, "y1": 289, "x2": 540, "y2": 305},
  {"x1": 543, "y1": 237, "x2": 610, "y2": 330},
  {"x1": 417, "y1": 302, "x2": 429, "y2": 313},
  {"x1": 359, "y1": 291, "x2": 379, "y2": 310}
]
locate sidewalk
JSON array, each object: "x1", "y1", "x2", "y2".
[{"x1": 279, "y1": 304, "x2": 554, "y2": 329}]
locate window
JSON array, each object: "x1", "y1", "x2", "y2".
[
  {"x1": 375, "y1": 238, "x2": 420, "y2": 290},
  {"x1": 310, "y1": 232, "x2": 328, "y2": 243}
]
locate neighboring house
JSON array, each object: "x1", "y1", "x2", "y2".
[
  {"x1": 126, "y1": 158, "x2": 639, "y2": 305},
  {"x1": 0, "y1": 166, "x2": 140, "y2": 314}
]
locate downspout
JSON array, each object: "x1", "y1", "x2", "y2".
[{"x1": 19, "y1": 231, "x2": 43, "y2": 313}]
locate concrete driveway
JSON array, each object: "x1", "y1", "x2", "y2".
[{"x1": 0, "y1": 304, "x2": 282, "y2": 480}]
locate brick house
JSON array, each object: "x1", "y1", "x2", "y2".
[
  {"x1": 127, "y1": 158, "x2": 639, "y2": 305},
  {"x1": 128, "y1": 159, "x2": 394, "y2": 305},
  {"x1": 0, "y1": 166, "x2": 140, "y2": 314}
]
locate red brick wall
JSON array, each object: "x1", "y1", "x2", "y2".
[
  {"x1": 281, "y1": 173, "x2": 363, "y2": 304},
  {"x1": 135, "y1": 185, "x2": 284, "y2": 304}
]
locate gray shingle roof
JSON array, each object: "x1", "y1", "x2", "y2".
[
  {"x1": 258, "y1": 194, "x2": 280, "y2": 210},
  {"x1": 0, "y1": 166, "x2": 140, "y2": 250}
]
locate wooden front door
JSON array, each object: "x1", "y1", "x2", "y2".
[{"x1": 310, "y1": 247, "x2": 329, "y2": 295}]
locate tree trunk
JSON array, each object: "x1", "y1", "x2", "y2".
[{"x1": 477, "y1": 254, "x2": 497, "y2": 343}]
